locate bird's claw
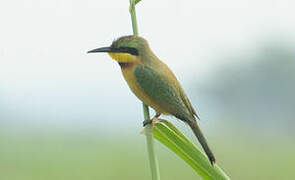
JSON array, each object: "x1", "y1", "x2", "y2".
[
  {"x1": 143, "y1": 116, "x2": 162, "y2": 127},
  {"x1": 143, "y1": 119, "x2": 153, "y2": 126}
]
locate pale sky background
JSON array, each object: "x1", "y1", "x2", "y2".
[{"x1": 0, "y1": 0, "x2": 294, "y2": 135}]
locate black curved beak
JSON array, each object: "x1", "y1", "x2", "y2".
[{"x1": 87, "y1": 47, "x2": 111, "y2": 53}]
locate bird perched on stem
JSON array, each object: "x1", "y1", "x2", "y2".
[{"x1": 88, "y1": 35, "x2": 216, "y2": 164}]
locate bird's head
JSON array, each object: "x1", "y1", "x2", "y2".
[{"x1": 88, "y1": 35, "x2": 150, "y2": 64}]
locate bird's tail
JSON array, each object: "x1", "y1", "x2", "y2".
[{"x1": 187, "y1": 120, "x2": 216, "y2": 165}]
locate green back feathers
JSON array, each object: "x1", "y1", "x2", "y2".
[{"x1": 134, "y1": 65, "x2": 196, "y2": 122}]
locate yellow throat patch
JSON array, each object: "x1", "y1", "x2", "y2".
[{"x1": 108, "y1": 53, "x2": 137, "y2": 63}]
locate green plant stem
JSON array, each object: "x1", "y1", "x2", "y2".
[
  {"x1": 129, "y1": 0, "x2": 139, "y2": 35},
  {"x1": 142, "y1": 104, "x2": 160, "y2": 180},
  {"x1": 128, "y1": 1, "x2": 160, "y2": 180}
]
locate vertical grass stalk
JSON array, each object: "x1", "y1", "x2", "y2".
[{"x1": 128, "y1": 0, "x2": 161, "y2": 180}]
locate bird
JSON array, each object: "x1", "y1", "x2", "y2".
[{"x1": 88, "y1": 35, "x2": 216, "y2": 164}]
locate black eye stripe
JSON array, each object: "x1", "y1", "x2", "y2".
[{"x1": 116, "y1": 46, "x2": 139, "y2": 56}]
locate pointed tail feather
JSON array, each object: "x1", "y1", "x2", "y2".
[{"x1": 188, "y1": 121, "x2": 216, "y2": 165}]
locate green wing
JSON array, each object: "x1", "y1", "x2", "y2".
[
  {"x1": 134, "y1": 65, "x2": 192, "y2": 120},
  {"x1": 179, "y1": 87, "x2": 200, "y2": 119}
]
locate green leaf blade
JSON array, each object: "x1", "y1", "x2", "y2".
[
  {"x1": 135, "y1": 0, "x2": 142, "y2": 5},
  {"x1": 152, "y1": 123, "x2": 230, "y2": 180}
]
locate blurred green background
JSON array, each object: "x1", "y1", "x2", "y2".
[{"x1": 1, "y1": 0, "x2": 295, "y2": 179}]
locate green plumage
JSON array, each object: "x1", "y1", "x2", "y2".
[{"x1": 134, "y1": 65, "x2": 193, "y2": 122}]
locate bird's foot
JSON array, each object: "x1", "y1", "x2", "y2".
[
  {"x1": 143, "y1": 119, "x2": 153, "y2": 126},
  {"x1": 143, "y1": 114, "x2": 161, "y2": 127}
]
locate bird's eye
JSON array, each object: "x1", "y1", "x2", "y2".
[{"x1": 119, "y1": 46, "x2": 139, "y2": 56}]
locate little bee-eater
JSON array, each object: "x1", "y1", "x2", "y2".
[{"x1": 88, "y1": 35, "x2": 216, "y2": 164}]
